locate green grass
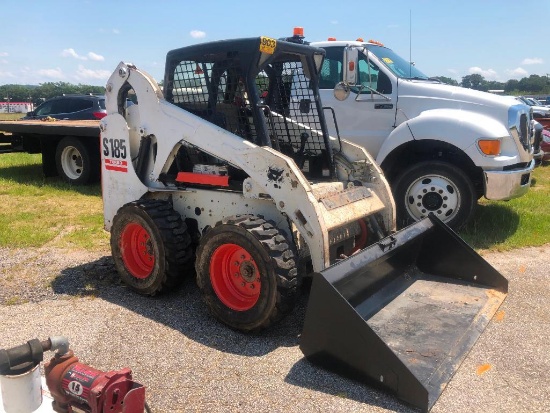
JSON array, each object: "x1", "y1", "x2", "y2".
[
  {"x1": 0, "y1": 152, "x2": 108, "y2": 250},
  {"x1": 0, "y1": 113, "x2": 25, "y2": 121},
  {"x1": 0, "y1": 151, "x2": 549, "y2": 252},
  {"x1": 459, "y1": 162, "x2": 550, "y2": 251}
]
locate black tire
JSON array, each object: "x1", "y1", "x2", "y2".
[
  {"x1": 55, "y1": 137, "x2": 99, "y2": 185},
  {"x1": 195, "y1": 215, "x2": 298, "y2": 332},
  {"x1": 111, "y1": 200, "x2": 193, "y2": 295},
  {"x1": 393, "y1": 161, "x2": 476, "y2": 230}
]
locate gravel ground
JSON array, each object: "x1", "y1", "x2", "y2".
[{"x1": 0, "y1": 244, "x2": 549, "y2": 413}]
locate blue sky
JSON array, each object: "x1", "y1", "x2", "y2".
[{"x1": 1, "y1": 0, "x2": 549, "y2": 86}]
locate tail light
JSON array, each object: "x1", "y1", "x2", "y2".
[{"x1": 93, "y1": 111, "x2": 107, "y2": 119}]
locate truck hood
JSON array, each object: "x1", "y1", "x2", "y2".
[{"x1": 396, "y1": 80, "x2": 526, "y2": 123}]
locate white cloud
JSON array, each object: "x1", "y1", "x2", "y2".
[
  {"x1": 0, "y1": 52, "x2": 8, "y2": 57},
  {"x1": 507, "y1": 67, "x2": 528, "y2": 78},
  {"x1": 468, "y1": 66, "x2": 498, "y2": 80},
  {"x1": 330, "y1": 20, "x2": 339, "y2": 25},
  {"x1": 521, "y1": 57, "x2": 543, "y2": 65},
  {"x1": 62, "y1": 48, "x2": 87, "y2": 60},
  {"x1": 75, "y1": 65, "x2": 111, "y2": 81},
  {"x1": 87, "y1": 52, "x2": 105, "y2": 61},
  {"x1": 99, "y1": 28, "x2": 120, "y2": 35},
  {"x1": 37, "y1": 68, "x2": 64, "y2": 79},
  {"x1": 61, "y1": 49, "x2": 105, "y2": 62},
  {"x1": 0, "y1": 59, "x2": 8, "y2": 65},
  {"x1": 190, "y1": 30, "x2": 206, "y2": 39},
  {"x1": 0, "y1": 70, "x2": 15, "y2": 78}
]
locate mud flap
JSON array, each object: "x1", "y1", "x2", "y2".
[{"x1": 299, "y1": 215, "x2": 508, "y2": 412}]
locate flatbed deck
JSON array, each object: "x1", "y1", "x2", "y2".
[{"x1": 0, "y1": 119, "x2": 100, "y2": 137}]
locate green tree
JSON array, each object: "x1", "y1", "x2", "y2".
[
  {"x1": 0, "y1": 84, "x2": 36, "y2": 102},
  {"x1": 0, "y1": 82, "x2": 105, "y2": 105},
  {"x1": 434, "y1": 76, "x2": 458, "y2": 86},
  {"x1": 504, "y1": 79, "x2": 520, "y2": 94},
  {"x1": 461, "y1": 74, "x2": 486, "y2": 91},
  {"x1": 486, "y1": 80, "x2": 505, "y2": 91},
  {"x1": 518, "y1": 75, "x2": 546, "y2": 93}
]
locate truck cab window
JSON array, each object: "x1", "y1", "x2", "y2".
[
  {"x1": 319, "y1": 47, "x2": 343, "y2": 89},
  {"x1": 358, "y1": 57, "x2": 392, "y2": 95}
]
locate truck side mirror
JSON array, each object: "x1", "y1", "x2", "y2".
[
  {"x1": 343, "y1": 46, "x2": 358, "y2": 85},
  {"x1": 334, "y1": 82, "x2": 351, "y2": 101}
]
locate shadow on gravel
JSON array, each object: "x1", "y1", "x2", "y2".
[
  {"x1": 51, "y1": 256, "x2": 305, "y2": 357},
  {"x1": 52, "y1": 258, "x2": 417, "y2": 412},
  {"x1": 285, "y1": 360, "x2": 413, "y2": 413}
]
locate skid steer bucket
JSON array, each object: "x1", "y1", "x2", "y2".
[{"x1": 300, "y1": 215, "x2": 507, "y2": 412}]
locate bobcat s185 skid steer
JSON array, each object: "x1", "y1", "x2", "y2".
[{"x1": 100, "y1": 36, "x2": 507, "y2": 412}]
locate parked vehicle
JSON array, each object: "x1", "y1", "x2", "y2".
[
  {"x1": 534, "y1": 118, "x2": 550, "y2": 161},
  {"x1": 288, "y1": 31, "x2": 536, "y2": 229},
  {"x1": 542, "y1": 128, "x2": 550, "y2": 161},
  {"x1": 23, "y1": 94, "x2": 107, "y2": 121},
  {"x1": 0, "y1": 97, "x2": 137, "y2": 185},
  {"x1": 515, "y1": 96, "x2": 550, "y2": 118},
  {"x1": 98, "y1": 35, "x2": 508, "y2": 412},
  {"x1": 0, "y1": 119, "x2": 100, "y2": 185}
]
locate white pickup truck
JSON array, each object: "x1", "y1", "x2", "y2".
[{"x1": 301, "y1": 37, "x2": 535, "y2": 229}]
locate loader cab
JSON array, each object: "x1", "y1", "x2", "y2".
[{"x1": 163, "y1": 37, "x2": 336, "y2": 182}]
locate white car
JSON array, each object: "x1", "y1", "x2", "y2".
[{"x1": 517, "y1": 96, "x2": 550, "y2": 118}]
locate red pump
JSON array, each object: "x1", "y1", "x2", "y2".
[
  {"x1": 44, "y1": 350, "x2": 145, "y2": 413},
  {"x1": 0, "y1": 337, "x2": 146, "y2": 413}
]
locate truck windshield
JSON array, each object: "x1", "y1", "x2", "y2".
[{"x1": 365, "y1": 44, "x2": 429, "y2": 80}]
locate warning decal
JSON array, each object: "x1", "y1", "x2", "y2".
[
  {"x1": 259, "y1": 37, "x2": 277, "y2": 55},
  {"x1": 105, "y1": 158, "x2": 128, "y2": 172}
]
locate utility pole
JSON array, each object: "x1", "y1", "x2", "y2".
[{"x1": 3, "y1": 94, "x2": 9, "y2": 114}]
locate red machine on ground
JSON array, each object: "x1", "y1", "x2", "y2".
[{"x1": 0, "y1": 337, "x2": 146, "y2": 413}]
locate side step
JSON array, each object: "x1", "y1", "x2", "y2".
[{"x1": 299, "y1": 215, "x2": 507, "y2": 412}]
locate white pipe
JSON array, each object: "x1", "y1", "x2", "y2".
[{"x1": 0, "y1": 364, "x2": 42, "y2": 413}]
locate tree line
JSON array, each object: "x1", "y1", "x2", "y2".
[
  {"x1": 1, "y1": 73, "x2": 550, "y2": 105},
  {"x1": 0, "y1": 82, "x2": 105, "y2": 105},
  {"x1": 434, "y1": 73, "x2": 550, "y2": 95}
]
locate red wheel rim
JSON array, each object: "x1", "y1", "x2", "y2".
[
  {"x1": 120, "y1": 222, "x2": 155, "y2": 279},
  {"x1": 210, "y1": 243, "x2": 261, "y2": 311}
]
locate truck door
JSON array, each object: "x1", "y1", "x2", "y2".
[{"x1": 319, "y1": 46, "x2": 397, "y2": 159}]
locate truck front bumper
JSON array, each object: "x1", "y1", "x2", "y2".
[{"x1": 484, "y1": 159, "x2": 535, "y2": 200}]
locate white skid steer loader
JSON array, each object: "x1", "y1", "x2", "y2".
[{"x1": 100, "y1": 36, "x2": 507, "y2": 411}]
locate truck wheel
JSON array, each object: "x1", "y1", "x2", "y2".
[
  {"x1": 195, "y1": 215, "x2": 298, "y2": 332},
  {"x1": 111, "y1": 200, "x2": 193, "y2": 295},
  {"x1": 55, "y1": 137, "x2": 99, "y2": 185},
  {"x1": 393, "y1": 161, "x2": 476, "y2": 230}
]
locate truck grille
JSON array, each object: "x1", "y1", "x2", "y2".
[
  {"x1": 519, "y1": 113, "x2": 530, "y2": 149},
  {"x1": 509, "y1": 105, "x2": 534, "y2": 156}
]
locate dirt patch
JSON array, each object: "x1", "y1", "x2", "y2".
[{"x1": 0, "y1": 246, "x2": 120, "y2": 305}]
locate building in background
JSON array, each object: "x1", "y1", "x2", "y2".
[{"x1": 0, "y1": 102, "x2": 34, "y2": 114}]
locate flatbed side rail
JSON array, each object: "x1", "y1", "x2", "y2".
[{"x1": 0, "y1": 120, "x2": 100, "y2": 137}]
